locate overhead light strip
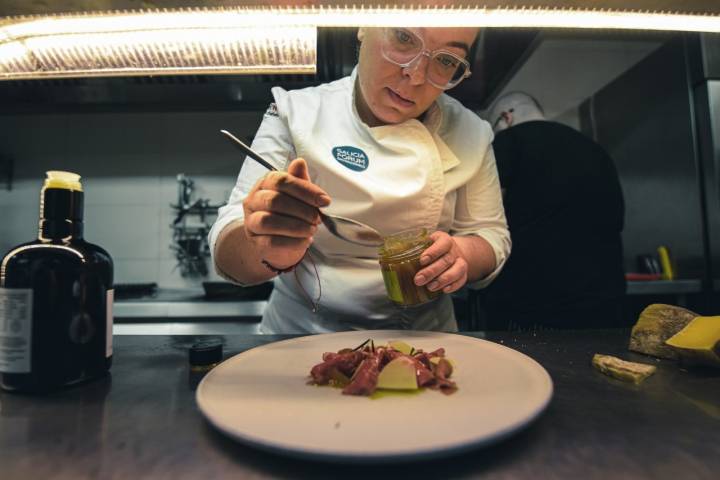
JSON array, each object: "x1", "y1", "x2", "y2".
[
  {"x1": 186, "y1": 5, "x2": 720, "y2": 32},
  {"x1": 0, "y1": 6, "x2": 718, "y2": 80},
  {"x1": 0, "y1": 12, "x2": 317, "y2": 79},
  {"x1": 5, "y1": 6, "x2": 719, "y2": 32}
]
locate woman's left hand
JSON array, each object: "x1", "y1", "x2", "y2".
[{"x1": 414, "y1": 231, "x2": 469, "y2": 294}]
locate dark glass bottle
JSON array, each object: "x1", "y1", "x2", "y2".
[{"x1": 0, "y1": 171, "x2": 113, "y2": 393}]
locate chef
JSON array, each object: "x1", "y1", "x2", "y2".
[{"x1": 209, "y1": 27, "x2": 511, "y2": 333}]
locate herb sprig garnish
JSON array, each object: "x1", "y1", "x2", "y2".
[
  {"x1": 351, "y1": 338, "x2": 376, "y2": 353},
  {"x1": 353, "y1": 339, "x2": 371, "y2": 351}
]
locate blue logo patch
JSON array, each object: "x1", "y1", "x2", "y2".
[{"x1": 332, "y1": 146, "x2": 369, "y2": 172}]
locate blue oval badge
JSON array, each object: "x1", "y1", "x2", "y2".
[{"x1": 332, "y1": 146, "x2": 369, "y2": 172}]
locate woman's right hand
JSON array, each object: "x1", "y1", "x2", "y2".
[{"x1": 242, "y1": 158, "x2": 331, "y2": 270}]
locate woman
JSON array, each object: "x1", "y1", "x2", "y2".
[{"x1": 209, "y1": 27, "x2": 510, "y2": 333}]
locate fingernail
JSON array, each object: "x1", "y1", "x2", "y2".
[
  {"x1": 420, "y1": 255, "x2": 430, "y2": 266},
  {"x1": 428, "y1": 281, "x2": 439, "y2": 291},
  {"x1": 415, "y1": 274, "x2": 426, "y2": 286},
  {"x1": 317, "y1": 194, "x2": 331, "y2": 206}
]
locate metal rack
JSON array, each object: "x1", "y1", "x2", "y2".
[{"x1": 170, "y1": 174, "x2": 224, "y2": 277}]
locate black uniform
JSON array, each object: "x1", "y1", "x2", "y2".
[{"x1": 482, "y1": 121, "x2": 626, "y2": 329}]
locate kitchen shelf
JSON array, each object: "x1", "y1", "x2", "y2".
[
  {"x1": 626, "y1": 279, "x2": 703, "y2": 295},
  {"x1": 114, "y1": 300, "x2": 266, "y2": 320},
  {"x1": 113, "y1": 287, "x2": 267, "y2": 320}
]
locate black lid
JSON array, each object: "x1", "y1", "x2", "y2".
[{"x1": 189, "y1": 341, "x2": 223, "y2": 366}]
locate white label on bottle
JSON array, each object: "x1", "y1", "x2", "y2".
[
  {"x1": 0, "y1": 288, "x2": 33, "y2": 373},
  {"x1": 106, "y1": 289, "x2": 114, "y2": 358}
]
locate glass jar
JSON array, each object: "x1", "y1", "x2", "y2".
[{"x1": 378, "y1": 228, "x2": 441, "y2": 307}]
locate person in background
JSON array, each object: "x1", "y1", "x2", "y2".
[
  {"x1": 208, "y1": 27, "x2": 511, "y2": 334},
  {"x1": 480, "y1": 92, "x2": 626, "y2": 329}
]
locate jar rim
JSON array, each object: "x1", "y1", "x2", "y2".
[{"x1": 378, "y1": 228, "x2": 431, "y2": 260}]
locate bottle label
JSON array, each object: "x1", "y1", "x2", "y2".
[
  {"x1": 0, "y1": 288, "x2": 33, "y2": 373},
  {"x1": 106, "y1": 289, "x2": 114, "y2": 358}
]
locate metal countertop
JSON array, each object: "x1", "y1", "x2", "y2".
[{"x1": 1, "y1": 330, "x2": 717, "y2": 479}]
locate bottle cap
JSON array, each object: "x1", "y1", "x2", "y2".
[
  {"x1": 44, "y1": 171, "x2": 83, "y2": 191},
  {"x1": 189, "y1": 341, "x2": 223, "y2": 366}
]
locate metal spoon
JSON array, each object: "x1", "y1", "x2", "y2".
[{"x1": 220, "y1": 129, "x2": 384, "y2": 247}]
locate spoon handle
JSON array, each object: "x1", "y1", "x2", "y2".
[{"x1": 220, "y1": 129, "x2": 278, "y2": 172}]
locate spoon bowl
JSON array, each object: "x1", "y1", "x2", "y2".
[{"x1": 220, "y1": 129, "x2": 384, "y2": 247}]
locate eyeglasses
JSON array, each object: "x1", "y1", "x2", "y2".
[{"x1": 380, "y1": 28, "x2": 472, "y2": 90}]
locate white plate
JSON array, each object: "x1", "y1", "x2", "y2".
[{"x1": 196, "y1": 330, "x2": 553, "y2": 462}]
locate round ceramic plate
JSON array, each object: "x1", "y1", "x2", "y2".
[{"x1": 196, "y1": 330, "x2": 553, "y2": 462}]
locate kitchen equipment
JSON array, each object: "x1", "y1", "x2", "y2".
[
  {"x1": 196, "y1": 330, "x2": 553, "y2": 461},
  {"x1": 220, "y1": 129, "x2": 384, "y2": 247}
]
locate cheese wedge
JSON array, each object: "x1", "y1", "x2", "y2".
[
  {"x1": 629, "y1": 304, "x2": 698, "y2": 359},
  {"x1": 665, "y1": 316, "x2": 720, "y2": 368},
  {"x1": 592, "y1": 354, "x2": 657, "y2": 384}
]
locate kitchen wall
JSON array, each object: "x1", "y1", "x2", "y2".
[
  {"x1": 587, "y1": 37, "x2": 707, "y2": 279},
  {"x1": 0, "y1": 110, "x2": 263, "y2": 287},
  {"x1": 483, "y1": 33, "x2": 663, "y2": 125}
]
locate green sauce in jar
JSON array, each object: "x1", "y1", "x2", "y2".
[{"x1": 378, "y1": 228, "x2": 441, "y2": 307}]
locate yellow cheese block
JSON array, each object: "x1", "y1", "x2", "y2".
[{"x1": 665, "y1": 316, "x2": 720, "y2": 368}]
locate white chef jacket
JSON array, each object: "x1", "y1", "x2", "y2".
[{"x1": 209, "y1": 69, "x2": 510, "y2": 334}]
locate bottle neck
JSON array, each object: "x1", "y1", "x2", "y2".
[{"x1": 38, "y1": 187, "x2": 84, "y2": 241}]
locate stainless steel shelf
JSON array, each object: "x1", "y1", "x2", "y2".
[
  {"x1": 626, "y1": 279, "x2": 702, "y2": 295},
  {"x1": 114, "y1": 300, "x2": 267, "y2": 319},
  {"x1": 113, "y1": 321, "x2": 263, "y2": 335}
]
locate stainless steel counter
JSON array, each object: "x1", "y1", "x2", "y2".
[
  {"x1": 1, "y1": 330, "x2": 717, "y2": 479},
  {"x1": 115, "y1": 281, "x2": 705, "y2": 320}
]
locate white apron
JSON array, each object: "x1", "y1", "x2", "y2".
[{"x1": 260, "y1": 72, "x2": 470, "y2": 334}]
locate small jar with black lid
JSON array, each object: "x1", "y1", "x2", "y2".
[
  {"x1": 189, "y1": 341, "x2": 223, "y2": 372},
  {"x1": 188, "y1": 341, "x2": 223, "y2": 390}
]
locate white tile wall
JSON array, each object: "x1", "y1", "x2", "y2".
[
  {"x1": 0, "y1": 205, "x2": 38, "y2": 252},
  {"x1": 113, "y1": 259, "x2": 160, "y2": 284},
  {"x1": 84, "y1": 177, "x2": 162, "y2": 206},
  {"x1": 0, "y1": 110, "x2": 263, "y2": 288},
  {"x1": 85, "y1": 204, "x2": 163, "y2": 259}
]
